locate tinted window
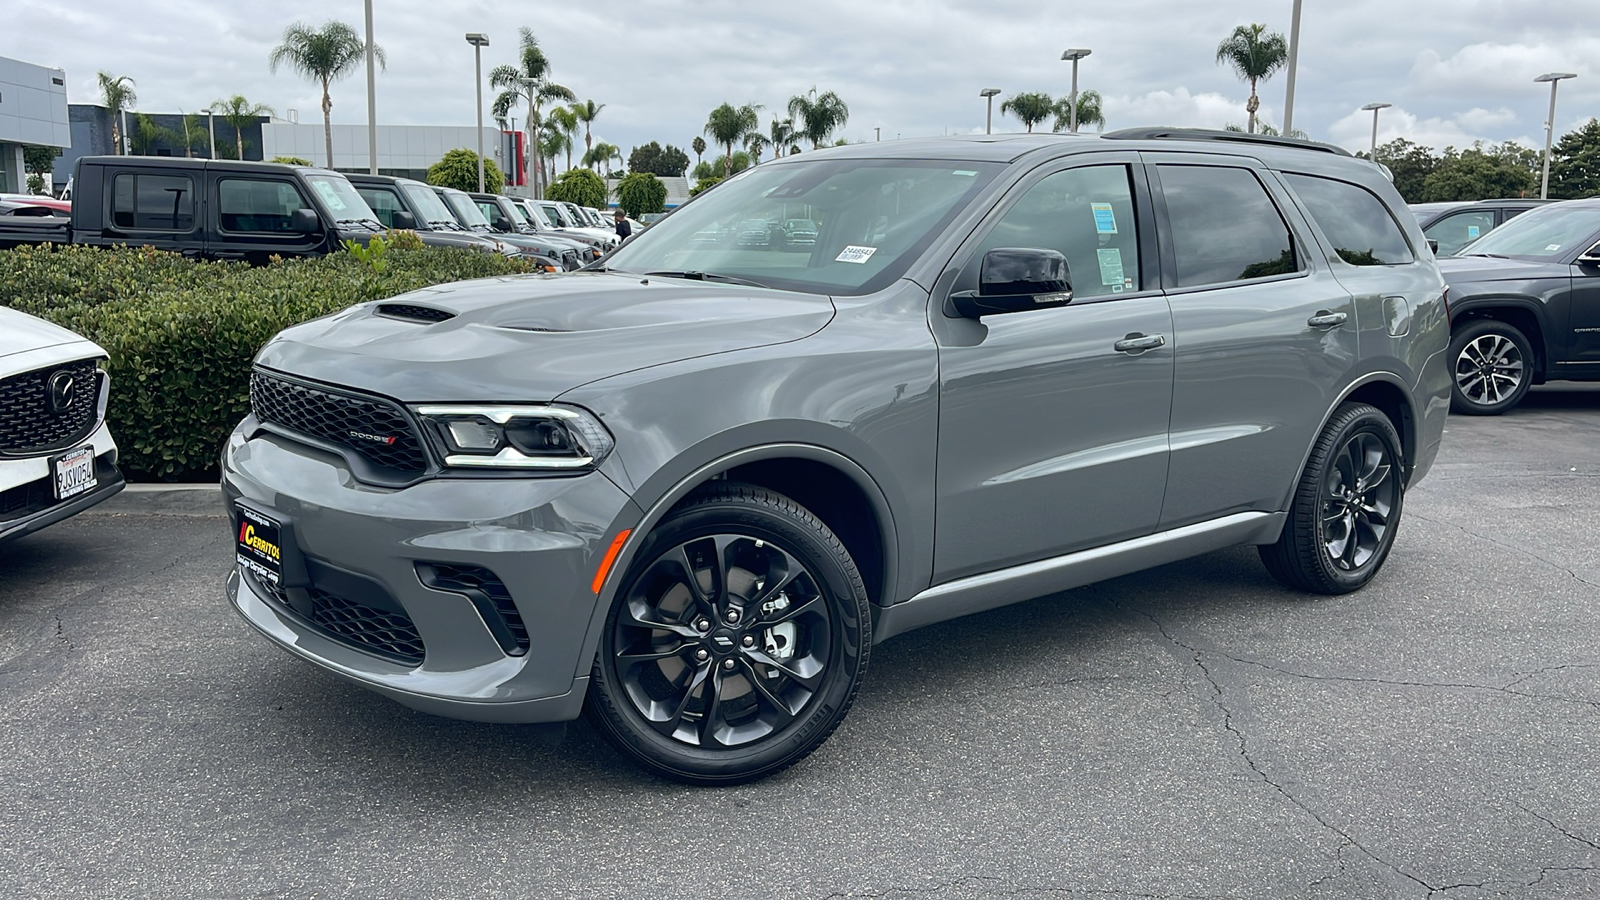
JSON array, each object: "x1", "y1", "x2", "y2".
[
  {"x1": 1285, "y1": 173, "x2": 1413, "y2": 265},
  {"x1": 1424, "y1": 209, "x2": 1495, "y2": 257},
  {"x1": 972, "y1": 165, "x2": 1141, "y2": 297},
  {"x1": 1459, "y1": 204, "x2": 1600, "y2": 260},
  {"x1": 111, "y1": 173, "x2": 195, "y2": 231},
  {"x1": 356, "y1": 186, "x2": 406, "y2": 229},
  {"x1": 1159, "y1": 165, "x2": 1297, "y2": 287},
  {"x1": 218, "y1": 179, "x2": 313, "y2": 233}
]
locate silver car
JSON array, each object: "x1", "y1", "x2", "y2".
[{"x1": 223, "y1": 130, "x2": 1450, "y2": 784}]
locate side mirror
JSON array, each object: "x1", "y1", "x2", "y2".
[
  {"x1": 952, "y1": 248, "x2": 1074, "y2": 318},
  {"x1": 392, "y1": 210, "x2": 417, "y2": 230},
  {"x1": 1579, "y1": 242, "x2": 1600, "y2": 266},
  {"x1": 1427, "y1": 239, "x2": 1440, "y2": 255},
  {"x1": 289, "y1": 207, "x2": 321, "y2": 235}
]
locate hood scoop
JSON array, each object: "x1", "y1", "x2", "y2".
[{"x1": 375, "y1": 303, "x2": 457, "y2": 324}]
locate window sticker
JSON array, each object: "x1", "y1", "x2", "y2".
[
  {"x1": 952, "y1": 170, "x2": 978, "y2": 177},
  {"x1": 1097, "y1": 248, "x2": 1125, "y2": 286},
  {"x1": 1091, "y1": 202, "x2": 1118, "y2": 234},
  {"x1": 1466, "y1": 225, "x2": 1481, "y2": 239},
  {"x1": 836, "y1": 245, "x2": 878, "y2": 264},
  {"x1": 1545, "y1": 243, "x2": 1563, "y2": 252},
  {"x1": 311, "y1": 180, "x2": 346, "y2": 211}
]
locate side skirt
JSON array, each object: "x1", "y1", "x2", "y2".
[{"x1": 872, "y1": 511, "x2": 1285, "y2": 643}]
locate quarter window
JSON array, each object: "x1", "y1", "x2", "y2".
[
  {"x1": 218, "y1": 178, "x2": 313, "y2": 234},
  {"x1": 1158, "y1": 165, "x2": 1297, "y2": 287},
  {"x1": 1423, "y1": 209, "x2": 1496, "y2": 258},
  {"x1": 1285, "y1": 173, "x2": 1414, "y2": 265},
  {"x1": 111, "y1": 173, "x2": 195, "y2": 231},
  {"x1": 972, "y1": 165, "x2": 1141, "y2": 298}
]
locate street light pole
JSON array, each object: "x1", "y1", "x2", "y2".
[
  {"x1": 1282, "y1": 0, "x2": 1304, "y2": 136},
  {"x1": 875, "y1": 126, "x2": 881, "y2": 142},
  {"x1": 465, "y1": 33, "x2": 490, "y2": 193},
  {"x1": 1060, "y1": 49, "x2": 1092, "y2": 133},
  {"x1": 365, "y1": 0, "x2": 378, "y2": 175},
  {"x1": 520, "y1": 77, "x2": 538, "y2": 199},
  {"x1": 1361, "y1": 102, "x2": 1391, "y2": 160},
  {"x1": 206, "y1": 107, "x2": 216, "y2": 158},
  {"x1": 1535, "y1": 72, "x2": 1576, "y2": 200},
  {"x1": 979, "y1": 88, "x2": 1001, "y2": 135}
]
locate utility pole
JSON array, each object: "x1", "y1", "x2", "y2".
[
  {"x1": 1282, "y1": 0, "x2": 1304, "y2": 136},
  {"x1": 365, "y1": 0, "x2": 378, "y2": 174},
  {"x1": 466, "y1": 33, "x2": 490, "y2": 192},
  {"x1": 980, "y1": 88, "x2": 1001, "y2": 135}
]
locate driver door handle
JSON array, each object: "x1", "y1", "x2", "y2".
[
  {"x1": 1113, "y1": 333, "x2": 1166, "y2": 353},
  {"x1": 1308, "y1": 311, "x2": 1348, "y2": 328}
]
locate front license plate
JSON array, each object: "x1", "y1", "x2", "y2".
[
  {"x1": 51, "y1": 447, "x2": 97, "y2": 500},
  {"x1": 236, "y1": 505, "x2": 284, "y2": 586}
]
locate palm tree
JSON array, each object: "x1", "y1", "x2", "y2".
[
  {"x1": 490, "y1": 28, "x2": 576, "y2": 199},
  {"x1": 1052, "y1": 90, "x2": 1105, "y2": 133},
  {"x1": 1215, "y1": 23, "x2": 1288, "y2": 134},
  {"x1": 746, "y1": 132, "x2": 769, "y2": 165},
  {"x1": 769, "y1": 118, "x2": 795, "y2": 159},
  {"x1": 97, "y1": 72, "x2": 136, "y2": 155},
  {"x1": 571, "y1": 99, "x2": 605, "y2": 162},
  {"x1": 129, "y1": 113, "x2": 170, "y2": 155},
  {"x1": 691, "y1": 136, "x2": 706, "y2": 167},
  {"x1": 268, "y1": 20, "x2": 386, "y2": 167},
  {"x1": 174, "y1": 112, "x2": 208, "y2": 157},
  {"x1": 786, "y1": 88, "x2": 849, "y2": 149},
  {"x1": 584, "y1": 141, "x2": 622, "y2": 174},
  {"x1": 1000, "y1": 92, "x2": 1055, "y2": 132},
  {"x1": 212, "y1": 95, "x2": 275, "y2": 160},
  {"x1": 704, "y1": 103, "x2": 762, "y2": 176},
  {"x1": 542, "y1": 123, "x2": 572, "y2": 181}
]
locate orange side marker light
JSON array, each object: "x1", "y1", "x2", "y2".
[{"x1": 591, "y1": 529, "x2": 632, "y2": 594}]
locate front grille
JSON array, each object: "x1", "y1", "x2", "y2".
[
  {"x1": 248, "y1": 572, "x2": 425, "y2": 666},
  {"x1": 416, "y1": 563, "x2": 528, "y2": 655},
  {"x1": 0, "y1": 476, "x2": 53, "y2": 518},
  {"x1": 0, "y1": 360, "x2": 101, "y2": 455},
  {"x1": 375, "y1": 303, "x2": 455, "y2": 323},
  {"x1": 560, "y1": 249, "x2": 580, "y2": 270},
  {"x1": 249, "y1": 371, "x2": 428, "y2": 476}
]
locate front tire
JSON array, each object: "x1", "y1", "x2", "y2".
[
  {"x1": 586, "y1": 482, "x2": 870, "y2": 785},
  {"x1": 1260, "y1": 403, "x2": 1405, "y2": 595},
  {"x1": 1449, "y1": 319, "x2": 1533, "y2": 415}
]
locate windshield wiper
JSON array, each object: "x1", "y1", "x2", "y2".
[
  {"x1": 1460, "y1": 253, "x2": 1511, "y2": 258},
  {"x1": 642, "y1": 270, "x2": 771, "y2": 288}
]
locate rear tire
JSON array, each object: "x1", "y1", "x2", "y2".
[
  {"x1": 1449, "y1": 319, "x2": 1533, "y2": 415},
  {"x1": 585, "y1": 482, "x2": 870, "y2": 785},
  {"x1": 1260, "y1": 403, "x2": 1405, "y2": 595}
]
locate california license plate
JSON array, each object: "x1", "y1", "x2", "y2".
[
  {"x1": 235, "y1": 505, "x2": 284, "y2": 586},
  {"x1": 51, "y1": 447, "x2": 96, "y2": 500}
]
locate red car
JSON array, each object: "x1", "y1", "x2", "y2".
[{"x1": 0, "y1": 194, "x2": 71, "y2": 214}]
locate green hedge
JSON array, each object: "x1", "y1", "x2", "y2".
[{"x1": 0, "y1": 244, "x2": 541, "y2": 481}]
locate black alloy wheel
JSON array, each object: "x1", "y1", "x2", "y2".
[
  {"x1": 1448, "y1": 319, "x2": 1533, "y2": 415},
  {"x1": 587, "y1": 483, "x2": 870, "y2": 784},
  {"x1": 1260, "y1": 402, "x2": 1405, "y2": 594}
]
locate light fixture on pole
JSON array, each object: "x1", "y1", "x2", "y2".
[
  {"x1": 1060, "y1": 49, "x2": 1092, "y2": 133},
  {"x1": 1361, "y1": 102, "x2": 1391, "y2": 160},
  {"x1": 365, "y1": 0, "x2": 378, "y2": 175},
  {"x1": 979, "y1": 88, "x2": 1001, "y2": 135},
  {"x1": 1282, "y1": 0, "x2": 1304, "y2": 135},
  {"x1": 875, "y1": 126, "x2": 881, "y2": 142},
  {"x1": 1535, "y1": 72, "x2": 1576, "y2": 200},
  {"x1": 465, "y1": 33, "x2": 490, "y2": 193}
]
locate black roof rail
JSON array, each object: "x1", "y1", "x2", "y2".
[{"x1": 1101, "y1": 127, "x2": 1352, "y2": 157}]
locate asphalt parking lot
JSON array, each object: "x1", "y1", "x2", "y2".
[{"x1": 2, "y1": 386, "x2": 1596, "y2": 900}]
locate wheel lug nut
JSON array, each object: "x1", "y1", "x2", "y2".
[
  {"x1": 695, "y1": 618, "x2": 710, "y2": 632},
  {"x1": 725, "y1": 609, "x2": 740, "y2": 624},
  {"x1": 722, "y1": 658, "x2": 736, "y2": 671},
  {"x1": 742, "y1": 635, "x2": 755, "y2": 647},
  {"x1": 695, "y1": 648, "x2": 709, "y2": 661}
]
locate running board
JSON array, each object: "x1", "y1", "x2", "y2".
[{"x1": 872, "y1": 511, "x2": 1284, "y2": 643}]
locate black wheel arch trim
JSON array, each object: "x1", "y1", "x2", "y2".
[
  {"x1": 1282, "y1": 372, "x2": 1422, "y2": 515},
  {"x1": 1449, "y1": 295, "x2": 1552, "y2": 365}
]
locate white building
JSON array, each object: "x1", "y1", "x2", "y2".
[
  {"x1": 0, "y1": 56, "x2": 71, "y2": 193},
  {"x1": 260, "y1": 122, "x2": 510, "y2": 182}
]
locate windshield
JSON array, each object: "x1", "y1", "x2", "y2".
[
  {"x1": 305, "y1": 174, "x2": 378, "y2": 225},
  {"x1": 401, "y1": 183, "x2": 459, "y2": 227},
  {"x1": 503, "y1": 200, "x2": 532, "y2": 228},
  {"x1": 1458, "y1": 204, "x2": 1600, "y2": 260},
  {"x1": 443, "y1": 191, "x2": 492, "y2": 228},
  {"x1": 541, "y1": 203, "x2": 572, "y2": 228},
  {"x1": 603, "y1": 158, "x2": 1002, "y2": 295}
]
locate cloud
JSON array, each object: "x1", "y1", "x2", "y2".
[
  {"x1": 1104, "y1": 88, "x2": 1247, "y2": 131},
  {"x1": 1324, "y1": 105, "x2": 1541, "y2": 153}
]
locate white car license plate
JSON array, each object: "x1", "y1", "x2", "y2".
[{"x1": 52, "y1": 447, "x2": 97, "y2": 500}]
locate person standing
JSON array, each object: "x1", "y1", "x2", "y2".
[{"x1": 613, "y1": 209, "x2": 632, "y2": 241}]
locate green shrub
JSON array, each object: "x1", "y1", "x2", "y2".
[
  {"x1": 545, "y1": 168, "x2": 607, "y2": 209},
  {"x1": 427, "y1": 148, "x2": 504, "y2": 194},
  {"x1": 689, "y1": 176, "x2": 722, "y2": 197},
  {"x1": 616, "y1": 172, "x2": 667, "y2": 218},
  {"x1": 0, "y1": 244, "x2": 541, "y2": 480},
  {"x1": 271, "y1": 156, "x2": 314, "y2": 166}
]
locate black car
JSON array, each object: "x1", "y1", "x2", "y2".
[
  {"x1": 346, "y1": 174, "x2": 510, "y2": 256},
  {"x1": 429, "y1": 186, "x2": 571, "y2": 271},
  {"x1": 1412, "y1": 198, "x2": 1551, "y2": 257},
  {"x1": 1437, "y1": 199, "x2": 1600, "y2": 414}
]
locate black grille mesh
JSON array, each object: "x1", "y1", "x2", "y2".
[
  {"x1": 375, "y1": 303, "x2": 456, "y2": 323},
  {"x1": 249, "y1": 371, "x2": 427, "y2": 475},
  {"x1": 308, "y1": 588, "x2": 426, "y2": 665},
  {"x1": 0, "y1": 360, "x2": 101, "y2": 454},
  {"x1": 419, "y1": 563, "x2": 528, "y2": 654}
]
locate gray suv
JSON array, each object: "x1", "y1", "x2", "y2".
[{"x1": 223, "y1": 129, "x2": 1450, "y2": 784}]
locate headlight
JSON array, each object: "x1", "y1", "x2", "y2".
[{"x1": 413, "y1": 404, "x2": 614, "y2": 470}]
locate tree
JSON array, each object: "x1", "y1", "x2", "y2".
[
  {"x1": 22, "y1": 146, "x2": 57, "y2": 178},
  {"x1": 271, "y1": 156, "x2": 314, "y2": 165},
  {"x1": 705, "y1": 102, "x2": 761, "y2": 175},
  {"x1": 571, "y1": 99, "x2": 604, "y2": 161},
  {"x1": 212, "y1": 95, "x2": 274, "y2": 160},
  {"x1": 1051, "y1": 90, "x2": 1105, "y2": 133},
  {"x1": 268, "y1": 20, "x2": 385, "y2": 168},
  {"x1": 689, "y1": 175, "x2": 722, "y2": 197},
  {"x1": 548, "y1": 105, "x2": 580, "y2": 173},
  {"x1": 583, "y1": 141, "x2": 622, "y2": 172},
  {"x1": 490, "y1": 28, "x2": 575, "y2": 200},
  {"x1": 129, "y1": 113, "x2": 171, "y2": 155},
  {"x1": 427, "y1": 148, "x2": 504, "y2": 193},
  {"x1": 546, "y1": 168, "x2": 607, "y2": 209},
  {"x1": 1000, "y1": 91, "x2": 1054, "y2": 132},
  {"x1": 1216, "y1": 23, "x2": 1288, "y2": 134},
  {"x1": 1549, "y1": 118, "x2": 1600, "y2": 199},
  {"x1": 746, "y1": 132, "x2": 769, "y2": 165},
  {"x1": 628, "y1": 141, "x2": 690, "y2": 177},
  {"x1": 174, "y1": 112, "x2": 208, "y2": 157},
  {"x1": 97, "y1": 72, "x2": 136, "y2": 155},
  {"x1": 769, "y1": 118, "x2": 795, "y2": 159},
  {"x1": 786, "y1": 88, "x2": 849, "y2": 149},
  {"x1": 1420, "y1": 143, "x2": 1538, "y2": 202},
  {"x1": 541, "y1": 123, "x2": 573, "y2": 183},
  {"x1": 616, "y1": 172, "x2": 668, "y2": 218},
  {"x1": 691, "y1": 136, "x2": 706, "y2": 166},
  {"x1": 1359, "y1": 138, "x2": 1440, "y2": 203}
]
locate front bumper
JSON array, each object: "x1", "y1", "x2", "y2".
[
  {"x1": 222, "y1": 423, "x2": 639, "y2": 723},
  {"x1": 0, "y1": 424, "x2": 123, "y2": 543}
]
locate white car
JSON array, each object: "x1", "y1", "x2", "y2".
[
  {"x1": 0, "y1": 307, "x2": 123, "y2": 543},
  {"x1": 538, "y1": 200, "x2": 620, "y2": 250}
]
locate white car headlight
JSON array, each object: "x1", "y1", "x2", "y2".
[{"x1": 413, "y1": 404, "x2": 614, "y2": 470}]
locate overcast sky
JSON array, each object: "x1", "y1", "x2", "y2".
[{"x1": 8, "y1": 0, "x2": 1598, "y2": 158}]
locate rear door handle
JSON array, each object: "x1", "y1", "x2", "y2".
[
  {"x1": 1308, "y1": 311, "x2": 1348, "y2": 328},
  {"x1": 1113, "y1": 333, "x2": 1166, "y2": 353}
]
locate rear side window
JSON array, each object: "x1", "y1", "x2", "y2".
[
  {"x1": 218, "y1": 178, "x2": 313, "y2": 234},
  {"x1": 1285, "y1": 173, "x2": 1414, "y2": 265},
  {"x1": 1423, "y1": 209, "x2": 1495, "y2": 257},
  {"x1": 111, "y1": 173, "x2": 195, "y2": 231},
  {"x1": 1158, "y1": 165, "x2": 1297, "y2": 287},
  {"x1": 973, "y1": 164, "x2": 1141, "y2": 297},
  {"x1": 357, "y1": 187, "x2": 406, "y2": 229}
]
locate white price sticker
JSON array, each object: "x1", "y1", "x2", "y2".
[{"x1": 835, "y1": 245, "x2": 878, "y2": 264}]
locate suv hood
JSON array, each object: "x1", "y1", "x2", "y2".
[
  {"x1": 0, "y1": 307, "x2": 104, "y2": 368},
  {"x1": 1437, "y1": 255, "x2": 1569, "y2": 283},
  {"x1": 256, "y1": 272, "x2": 835, "y2": 401}
]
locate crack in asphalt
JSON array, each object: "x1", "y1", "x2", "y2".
[
  {"x1": 821, "y1": 883, "x2": 1245, "y2": 900},
  {"x1": 52, "y1": 615, "x2": 73, "y2": 651},
  {"x1": 1410, "y1": 512, "x2": 1600, "y2": 592},
  {"x1": 1517, "y1": 803, "x2": 1600, "y2": 852},
  {"x1": 1525, "y1": 865, "x2": 1599, "y2": 890}
]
